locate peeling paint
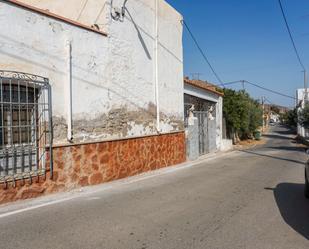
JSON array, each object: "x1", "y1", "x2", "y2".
[
  {"x1": 53, "y1": 103, "x2": 184, "y2": 144},
  {"x1": 0, "y1": 0, "x2": 184, "y2": 145},
  {"x1": 49, "y1": 21, "x2": 64, "y2": 33},
  {"x1": 26, "y1": 15, "x2": 37, "y2": 24},
  {"x1": 72, "y1": 104, "x2": 157, "y2": 142}
]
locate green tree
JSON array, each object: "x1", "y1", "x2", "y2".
[
  {"x1": 280, "y1": 108, "x2": 297, "y2": 127},
  {"x1": 248, "y1": 99, "x2": 263, "y2": 135},
  {"x1": 223, "y1": 89, "x2": 263, "y2": 142},
  {"x1": 298, "y1": 104, "x2": 309, "y2": 128}
]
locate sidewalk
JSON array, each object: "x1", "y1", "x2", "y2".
[{"x1": 0, "y1": 149, "x2": 236, "y2": 217}]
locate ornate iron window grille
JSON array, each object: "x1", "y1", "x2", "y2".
[{"x1": 0, "y1": 71, "x2": 53, "y2": 185}]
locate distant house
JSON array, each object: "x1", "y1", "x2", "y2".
[
  {"x1": 184, "y1": 77, "x2": 232, "y2": 160},
  {"x1": 264, "y1": 104, "x2": 289, "y2": 124}
]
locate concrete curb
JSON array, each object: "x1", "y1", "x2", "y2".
[{"x1": 0, "y1": 149, "x2": 238, "y2": 217}]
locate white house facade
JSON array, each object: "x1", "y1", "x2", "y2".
[{"x1": 0, "y1": 0, "x2": 186, "y2": 203}]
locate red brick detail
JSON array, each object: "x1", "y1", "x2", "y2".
[{"x1": 0, "y1": 132, "x2": 186, "y2": 204}]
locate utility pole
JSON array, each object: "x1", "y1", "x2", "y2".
[
  {"x1": 304, "y1": 70, "x2": 308, "y2": 104},
  {"x1": 241, "y1": 80, "x2": 245, "y2": 90},
  {"x1": 261, "y1": 96, "x2": 265, "y2": 132}
]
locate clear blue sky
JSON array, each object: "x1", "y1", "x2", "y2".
[{"x1": 166, "y1": 0, "x2": 309, "y2": 107}]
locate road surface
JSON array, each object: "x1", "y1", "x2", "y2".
[{"x1": 0, "y1": 126, "x2": 308, "y2": 249}]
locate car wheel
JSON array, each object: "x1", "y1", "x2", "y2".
[{"x1": 305, "y1": 170, "x2": 309, "y2": 199}]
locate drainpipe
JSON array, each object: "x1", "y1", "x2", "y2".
[
  {"x1": 154, "y1": 0, "x2": 160, "y2": 133},
  {"x1": 66, "y1": 40, "x2": 73, "y2": 142}
]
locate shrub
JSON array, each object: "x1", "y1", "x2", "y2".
[{"x1": 223, "y1": 89, "x2": 263, "y2": 141}]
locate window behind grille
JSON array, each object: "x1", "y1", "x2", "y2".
[
  {"x1": 0, "y1": 71, "x2": 53, "y2": 183},
  {"x1": 0, "y1": 85, "x2": 36, "y2": 146}
]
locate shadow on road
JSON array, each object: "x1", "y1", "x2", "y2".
[
  {"x1": 275, "y1": 128, "x2": 296, "y2": 135},
  {"x1": 263, "y1": 126, "x2": 296, "y2": 141},
  {"x1": 241, "y1": 150, "x2": 305, "y2": 165},
  {"x1": 263, "y1": 134, "x2": 292, "y2": 140},
  {"x1": 266, "y1": 146, "x2": 306, "y2": 153},
  {"x1": 265, "y1": 183, "x2": 309, "y2": 240}
]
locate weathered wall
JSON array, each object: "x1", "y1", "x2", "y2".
[
  {"x1": 0, "y1": 132, "x2": 186, "y2": 204},
  {"x1": 184, "y1": 83, "x2": 223, "y2": 151},
  {"x1": 157, "y1": 0, "x2": 184, "y2": 129},
  {"x1": 0, "y1": 0, "x2": 184, "y2": 144},
  {"x1": 220, "y1": 139, "x2": 233, "y2": 152},
  {"x1": 216, "y1": 97, "x2": 223, "y2": 150},
  {"x1": 186, "y1": 118, "x2": 199, "y2": 161}
]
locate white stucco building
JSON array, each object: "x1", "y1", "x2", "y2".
[
  {"x1": 0, "y1": 0, "x2": 187, "y2": 203},
  {"x1": 1, "y1": 0, "x2": 184, "y2": 143}
]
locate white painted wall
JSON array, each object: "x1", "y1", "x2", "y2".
[
  {"x1": 158, "y1": 0, "x2": 184, "y2": 127},
  {"x1": 216, "y1": 96, "x2": 223, "y2": 150},
  {"x1": 0, "y1": 0, "x2": 184, "y2": 144},
  {"x1": 21, "y1": 0, "x2": 109, "y2": 30}
]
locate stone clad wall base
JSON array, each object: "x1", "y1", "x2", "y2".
[{"x1": 0, "y1": 132, "x2": 186, "y2": 204}]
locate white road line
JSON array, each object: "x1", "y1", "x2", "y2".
[{"x1": 0, "y1": 196, "x2": 76, "y2": 219}]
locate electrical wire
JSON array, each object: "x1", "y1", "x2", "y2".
[
  {"x1": 278, "y1": 0, "x2": 306, "y2": 71},
  {"x1": 182, "y1": 20, "x2": 225, "y2": 87},
  {"x1": 182, "y1": 8, "x2": 297, "y2": 102},
  {"x1": 221, "y1": 80, "x2": 296, "y2": 100},
  {"x1": 220, "y1": 80, "x2": 243, "y2": 86},
  {"x1": 245, "y1": 80, "x2": 296, "y2": 100},
  {"x1": 77, "y1": 0, "x2": 89, "y2": 21},
  {"x1": 264, "y1": 97, "x2": 274, "y2": 105}
]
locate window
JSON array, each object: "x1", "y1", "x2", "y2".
[
  {"x1": 0, "y1": 84, "x2": 36, "y2": 146},
  {"x1": 0, "y1": 72, "x2": 52, "y2": 182}
]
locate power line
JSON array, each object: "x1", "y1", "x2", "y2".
[
  {"x1": 278, "y1": 0, "x2": 306, "y2": 71},
  {"x1": 77, "y1": 0, "x2": 89, "y2": 21},
  {"x1": 264, "y1": 97, "x2": 274, "y2": 105},
  {"x1": 264, "y1": 97, "x2": 291, "y2": 110},
  {"x1": 221, "y1": 80, "x2": 296, "y2": 100},
  {"x1": 220, "y1": 80, "x2": 242, "y2": 86},
  {"x1": 182, "y1": 11, "x2": 297, "y2": 101},
  {"x1": 182, "y1": 20, "x2": 224, "y2": 86},
  {"x1": 245, "y1": 80, "x2": 296, "y2": 100}
]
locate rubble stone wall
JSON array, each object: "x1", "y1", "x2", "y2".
[{"x1": 0, "y1": 132, "x2": 186, "y2": 204}]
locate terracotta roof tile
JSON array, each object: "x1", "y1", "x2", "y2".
[{"x1": 184, "y1": 78, "x2": 224, "y2": 96}]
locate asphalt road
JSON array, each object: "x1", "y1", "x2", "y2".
[{"x1": 0, "y1": 126, "x2": 308, "y2": 249}]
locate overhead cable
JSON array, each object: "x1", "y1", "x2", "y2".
[
  {"x1": 245, "y1": 80, "x2": 296, "y2": 100},
  {"x1": 278, "y1": 0, "x2": 306, "y2": 70},
  {"x1": 182, "y1": 20, "x2": 225, "y2": 86},
  {"x1": 220, "y1": 80, "x2": 296, "y2": 100}
]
